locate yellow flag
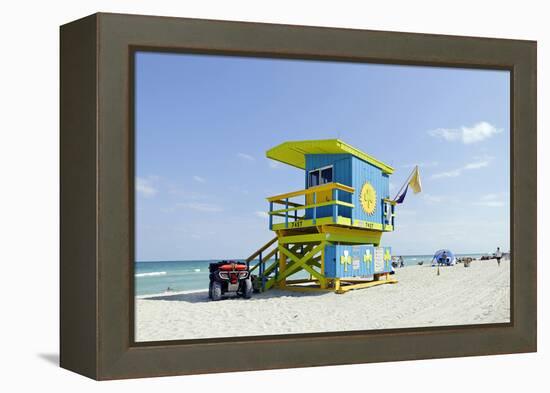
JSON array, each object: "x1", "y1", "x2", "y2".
[{"x1": 408, "y1": 166, "x2": 422, "y2": 194}]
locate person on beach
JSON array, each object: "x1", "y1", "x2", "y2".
[
  {"x1": 399, "y1": 256, "x2": 405, "y2": 268},
  {"x1": 439, "y1": 251, "x2": 448, "y2": 266},
  {"x1": 495, "y1": 247, "x2": 503, "y2": 266}
]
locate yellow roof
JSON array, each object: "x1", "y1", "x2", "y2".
[{"x1": 266, "y1": 139, "x2": 394, "y2": 174}]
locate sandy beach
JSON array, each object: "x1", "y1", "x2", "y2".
[{"x1": 135, "y1": 258, "x2": 510, "y2": 342}]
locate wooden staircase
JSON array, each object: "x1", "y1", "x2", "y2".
[
  {"x1": 246, "y1": 236, "x2": 326, "y2": 292},
  {"x1": 246, "y1": 236, "x2": 279, "y2": 291}
]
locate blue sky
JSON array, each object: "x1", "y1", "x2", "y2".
[{"x1": 135, "y1": 52, "x2": 510, "y2": 261}]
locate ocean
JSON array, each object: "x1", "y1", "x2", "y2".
[{"x1": 135, "y1": 253, "x2": 486, "y2": 296}]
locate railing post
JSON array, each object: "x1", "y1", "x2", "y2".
[
  {"x1": 350, "y1": 187, "x2": 354, "y2": 226},
  {"x1": 350, "y1": 188, "x2": 354, "y2": 226},
  {"x1": 285, "y1": 198, "x2": 289, "y2": 229},
  {"x1": 259, "y1": 251, "x2": 265, "y2": 291},
  {"x1": 333, "y1": 188, "x2": 339, "y2": 223},
  {"x1": 269, "y1": 201, "x2": 273, "y2": 230},
  {"x1": 258, "y1": 251, "x2": 263, "y2": 276},
  {"x1": 313, "y1": 192, "x2": 317, "y2": 225}
]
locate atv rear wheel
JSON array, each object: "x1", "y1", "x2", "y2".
[
  {"x1": 251, "y1": 275, "x2": 261, "y2": 293},
  {"x1": 211, "y1": 281, "x2": 222, "y2": 301},
  {"x1": 242, "y1": 278, "x2": 252, "y2": 299}
]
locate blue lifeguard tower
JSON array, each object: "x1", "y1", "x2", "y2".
[{"x1": 247, "y1": 139, "x2": 398, "y2": 293}]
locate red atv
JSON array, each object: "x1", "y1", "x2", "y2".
[{"x1": 208, "y1": 261, "x2": 253, "y2": 301}]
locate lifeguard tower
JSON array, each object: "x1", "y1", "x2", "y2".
[{"x1": 247, "y1": 139, "x2": 398, "y2": 293}]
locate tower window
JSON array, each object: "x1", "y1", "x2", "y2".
[
  {"x1": 321, "y1": 167, "x2": 333, "y2": 184},
  {"x1": 308, "y1": 165, "x2": 333, "y2": 187},
  {"x1": 309, "y1": 170, "x2": 320, "y2": 187}
]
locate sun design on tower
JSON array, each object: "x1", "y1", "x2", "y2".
[{"x1": 360, "y1": 181, "x2": 377, "y2": 215}]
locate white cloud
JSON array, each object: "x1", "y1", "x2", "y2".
[
  {"x1": 473, "y1": 193, "x2": 507, "y2": 207},
  {"x1": 429, "y1": 128, "x2": 461, "y2": 142},
  {"x1": 429, "y1": 121, "x2": 502, "y2": 144},
  {"x1": 475, "y1": 200, "x2": 505, "y2": 207},
  {"x1": 193, "y1": 175, "x2": 206, "y2": 183},
  {"x1": 237, "y1": 152, "x2": 255, "y2": 161},
  {"x1": 423, "y1": 194, "x2": 443, "y2": 203},
  {"x1": 463, "y1": 160, "x2": 490, "y2": 170},
  {"x1": 431, "y1": 156, "x2": 492, "y2": 179},
  {"x1": 136, "y1": 177, "x2": 158, "y2": 197},
  {"x1": 431, "y1": 169, "x2": 461, "y2": 179},
  {"x1": 177, "y1": 202, "x2": 223, "y2": 213},
  {"x1": 254, "y1": 211, "x2": 269, "y2": 218},
  {"x1": 268, "y1": 161, "x2": 281, "y2": 169}
]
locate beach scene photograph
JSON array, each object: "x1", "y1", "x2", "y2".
[{"x1": 134, "y1": 52, "x2": 510, "y2": 342}]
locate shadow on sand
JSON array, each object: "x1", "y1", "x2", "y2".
[{"x1": 142, "y1": 288, "x2": 329, "y2": 303}]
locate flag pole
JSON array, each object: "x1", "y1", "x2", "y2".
[{"x1": 392, "y1": 165, "x2": 416, "y2": 201}]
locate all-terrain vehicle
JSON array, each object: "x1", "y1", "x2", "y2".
[{"x1": 208, "y1": 260, "x2": 253, "y2": 301}]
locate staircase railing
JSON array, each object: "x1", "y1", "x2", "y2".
[
  {"x1": 246, "y1": 236, "x2": 277, "y2": 266},
  {"x1": 246, "y1": 236, "x2": 279, "y2": 291}
]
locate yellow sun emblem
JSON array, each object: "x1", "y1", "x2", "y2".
[{"x1": 360, "y1": 182, "x2": 377, "y2": 215}]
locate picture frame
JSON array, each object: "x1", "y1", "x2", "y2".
[{"x1": 60, "y1": 12, "x2": 537, "y2": 380}]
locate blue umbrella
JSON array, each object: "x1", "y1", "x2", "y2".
[{"x1": 431, "y1": 249, "x2": 456, "y2": 266}]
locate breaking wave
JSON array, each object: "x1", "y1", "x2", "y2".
[{"x1": 135, "y1": 271, "x2": 167, "y2": 278}]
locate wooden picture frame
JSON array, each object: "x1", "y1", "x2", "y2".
[{"x1": 60, "y1": 12, "x2": 537, "y2": 380}]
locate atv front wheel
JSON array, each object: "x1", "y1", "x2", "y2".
[{"x1": 211, "y1": 281, "x2": 222, "y2": 301}]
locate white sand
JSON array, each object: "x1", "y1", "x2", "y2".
[{"x1": 135, "y1": 258, "x2": 510, "y2": 342}]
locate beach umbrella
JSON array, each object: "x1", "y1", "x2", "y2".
[{"x1": 431, "y1": 249, "x2": 456, "y2": 266}]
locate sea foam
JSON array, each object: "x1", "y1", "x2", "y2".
[{"x1": 136, "y1": 271, "x2": 167, "y2": 278}]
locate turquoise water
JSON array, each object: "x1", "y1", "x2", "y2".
[
  {"x1": 135, "y1": 260, "x2": 216, "y2": 296},
  {"x1": 135, "y1": 253, "x2": 486, "y2": 296}
]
